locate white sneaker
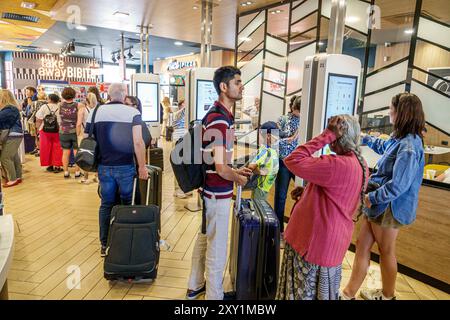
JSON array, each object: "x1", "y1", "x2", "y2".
[
  {"x1": 360, "y1": 288, "x2": 396, "y2": 300},
  {"x1": 280, "y1": 232, "x2": 285, "y2": 249},
  {"x1": 339, "y1": 290, "x2": 355, "y2": 300}
]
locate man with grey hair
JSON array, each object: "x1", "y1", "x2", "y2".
[{"x1": 85, "y1": 83, "x2": 148, "y2": 257}]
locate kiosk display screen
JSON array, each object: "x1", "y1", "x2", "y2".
[
  {"x1": 323, "y1": 73, "x2": 358, "y2": 154},
  {"x1": 136, "y1": 82, "x2": 159, "y2": 122},
  {"x1": 196, "y1": 80, "x2": 218, "y2": 120}
]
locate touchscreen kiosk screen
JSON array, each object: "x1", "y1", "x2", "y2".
[
  {"x1": 136, "y1": 82, "x2": 159, "y2": 122},
  {"x1": 323, "y1": 73, "x2": 358, "y2": 154},
  {"x1": 196, "y1": 80, "x2": 218, "y2": 120}
]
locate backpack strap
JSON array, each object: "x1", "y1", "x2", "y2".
[{"x1": 88, "y1": 104, "x2": 101, "y2": 138}]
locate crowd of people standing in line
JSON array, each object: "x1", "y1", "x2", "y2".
[
  {"x1": 0, "y1": 65, "x2": 427, "y2": 301},
  {"x1": 0, "y1": 84, "x2": 148, "y2": 187}
]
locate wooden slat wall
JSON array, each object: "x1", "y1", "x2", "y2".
[{"x1": 351, "y1": 185, "x2": 450, "y2": 284}]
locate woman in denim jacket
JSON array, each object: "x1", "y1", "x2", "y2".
[{"x1": 342, "y1": 93, "x2": 425, "y2": 300}]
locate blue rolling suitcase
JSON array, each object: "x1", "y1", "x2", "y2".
[{"x1": 229, "y1": 186, "x2": 280, "y2": 300}]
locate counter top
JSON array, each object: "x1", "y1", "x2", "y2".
[{"x1": 0, "y1": 215, "x2": 14, "y2": 291}]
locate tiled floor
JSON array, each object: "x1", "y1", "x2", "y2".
[{"x1": 3, "y1": 142, "x2": 449, "y2": 300}]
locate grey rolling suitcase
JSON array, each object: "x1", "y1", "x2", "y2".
[{"x1": 104, "y1": 178, "x2": 161, "y2": 281}]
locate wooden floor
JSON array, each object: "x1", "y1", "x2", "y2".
[{"x1": 3, "y1": 140, "x2": 449, "y2": 300}]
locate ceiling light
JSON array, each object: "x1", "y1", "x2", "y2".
[
  {"x1": 345, "y1": 16, "x2": 360, "y2": 23},
  {"x1": 174, "y1": 41, "x2": 183, "y2": 46},
  {"x1": 53, "y1": 40, "x2": 62, "y2": 44},
  {"x1": 113, "y1": 11, "x2": 130, "y2": 17},
  {"x1": 239, "y1": 37, "x2": 252, "y2": 42},
  {"x1": 21, "y1": 1, "x2": 36, "y2": 9},
  {"x1": 190, "y1": 52, "x2": 195, "y2": 55},
  {"x1": 270, "y1": 9, "x2": 283, "y2": 14},
  {"x1": 193, "y1": 5, "x2": 198, "y2": 9},
  {"x1": 405, "y1": 29, "x2": 414, "y2": 34},
  {"x1": 75, "y1": 25, "x2": 87, "y2": 31},
  {"x1": 42, "y1": 48, "x2": 50, "y2": 52},
  {"x1": 318, "y1": 41, "x2": 325, "y2": 46},
  {"x1": 156, "y1": 58, "x2": 161, "y2": 60},
  {"x1": 241, "y1": 1, "x2": 253, "y2": 6}
]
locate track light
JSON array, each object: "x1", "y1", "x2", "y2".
[
  {"x1": 127, "y1": 49, "x2": 133, "y2": 59},
  {"x1": 111, "y1": 54, "x2": 117, "y2": 63}
]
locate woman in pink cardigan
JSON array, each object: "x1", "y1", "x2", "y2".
[{"x1": 276, "y1": 115, "x2": 368, "y2": 300}]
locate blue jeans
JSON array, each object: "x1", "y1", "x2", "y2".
[
  {"x1": 98, "y1": 164, "x2": 136, "y2": 246},
  {"x1": 274, "y1": 159, "x2": 294, "y2": 233}
]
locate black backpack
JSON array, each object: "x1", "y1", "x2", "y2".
[
  {"x1": 75, "y1": 105, "x2": 101, "y2": 172},
  {"x1": 170, "y1": 106, "x2": 228, "y2": 193},
  {"x1": 43, "y1": 105, "x2": 59, "y2": 133}
]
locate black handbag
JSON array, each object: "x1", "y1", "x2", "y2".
[{"x1": 75, "y1": 105, "x2": 101, "y2": 172}]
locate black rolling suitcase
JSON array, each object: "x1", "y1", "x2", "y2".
[
  {"x1": 149, "y1": 147, "x2": 164, "y2": 171},
  {"x1": 136, "y1": 165, "x2": 162, "y2": 209},
  {"x1": 104, "y1": 178, "x2": 161, "y2": 281},
  {"x1": 229, "y1": 186, "x2": 280, "y2": 300}
]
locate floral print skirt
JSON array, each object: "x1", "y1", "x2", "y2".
[{"x1": 276, "y1": 243, "x2": 342, "y2": 300}]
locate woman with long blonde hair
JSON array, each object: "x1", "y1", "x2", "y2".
[
  {"x1": 0, "y1": 89, "x2": 24, "y2": 187},
  {"x1": 161, "y1": 96, "x2": 171, "y2": 137}
]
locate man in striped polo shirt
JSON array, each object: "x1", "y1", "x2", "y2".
[{"x1": 187, "y1": 66, "x2": 252, "y2": 300}]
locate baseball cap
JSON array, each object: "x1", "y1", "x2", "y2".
[{"x1": 260, "y1": 121, "x2": 278, "y2": 134}]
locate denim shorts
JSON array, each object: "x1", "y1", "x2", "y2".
[
  {"x1": 59, "y1": 133, "x2": 78, "y2": 150},
  {"x1": 367, "y1": 205, "x2": 403, "y2": 229}
]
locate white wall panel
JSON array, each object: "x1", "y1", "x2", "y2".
[
  {"x1": 266, "y1": 35, "x2": 287, "y2": 56},
  {"x1": 292, "y1": 0, "x2": 318, "y2": 22},
  {"x1": 240, "y1": 50, "x2": 264, "y2": 85},
  {"x1": 363, "y1": 83, "x2": 406, "y2": 112},
  {"x1": 265, "y1": 52, "x2": 287, "y2": 72},
  {"x1": 287, "y1": 42, "x2": 316, "y2": 95},
  {"x1": 261, "y1": 92, "x2": 284, "y2": 123},
  {"x1": 418, "y1": 17, "x2": 450, "y2": 49},
  {"x1": 365, "y1": 60, "x2": 408, "y2": 94},
  {"x1": 411, "y1": 81, "x2": 450, "y2": 133},
  {"x1": 238, "y1": 11, "x2": 265, "y2": 46}
]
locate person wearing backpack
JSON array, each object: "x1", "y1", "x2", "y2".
[
  {"x1": 35, "y1": 94, "x2": 63, "y2": 173},
  {"x1": 59, "y1": 87, "x2": 83, "y2": 179},
  {"x1": 186, "y1": 66, "x2": 252, "y2": 300}
]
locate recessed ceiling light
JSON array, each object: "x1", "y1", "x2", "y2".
[
  {"x1": 270, "y1": 9, "x2": 283, "y2": 14},
  {"x1": 42, "y1": 48, "x2": 50, "y2": 52},
  {"x1": 21, "y1": 1, "x2": 36, "y2": 9},
  {"x1": 113, "y1": 11, "x2": 130, "y2": 17},
  {"x1": 156, "y1": 58, "x2": 161, "y2": 60},
  {"x1": 174, "y1": 41, "x2": 183, "y2": 46},
  {"x1": 404, "y1": 29, "x2": 414, "y2": 34},
  {"x1": 239, "y1": 37, "x2": 252, "y2": 42},
  {"x1": 193, "y1": 5, "x2": 198, "y2": 9},
  {"x1": 241, "y1": 1, "x2": 253, "y2": 6},
  {"x1": 53, "y1": 40, "x2": 62, "y2": 44},
  {"x1": 345, "y1": 16, "x2": 360, "y2": 23},
  {"x1": 318, "y1": 41, "x2": 325, "y2": 46},
  {"x1": 76, "y1": 25, "x2": 87, "y2": 31}
]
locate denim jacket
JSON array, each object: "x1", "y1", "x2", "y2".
[{"x1": 362, "y1": 134, "x2": 424, "y2": 225}]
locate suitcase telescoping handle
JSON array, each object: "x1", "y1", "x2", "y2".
[
  {"x1": 235, "y1": 185, "x2": 242, "y2": 213},
  {"x1": 131, "y1": 176, "x2": 151, "y2": 206}
]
